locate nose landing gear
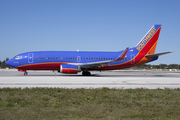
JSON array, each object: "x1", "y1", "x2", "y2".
[
  {"x1": 18, "y1": 69, "x2": 28, "y2": 76},
  {"x1": 24, "y1": 71, "x2": 28, "y2": 76}
]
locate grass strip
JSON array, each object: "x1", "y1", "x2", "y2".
[{"x1": 0, "y1": 88, "x2": 180, "y2": 120}]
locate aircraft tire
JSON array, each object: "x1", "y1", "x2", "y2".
[{"x1": 82, "y1": 71, "x2": 91, "y2": 76}]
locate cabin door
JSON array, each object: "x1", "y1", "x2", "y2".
[
  {"x1": 28, "y1": 53, "x2": 33, "y2": 63},
  {"x1": 77, "y1": 56, "x2": 81, "y2": 62}
]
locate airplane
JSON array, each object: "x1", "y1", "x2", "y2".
[{"x1": 6, "y1": 25, "x2": 172, "y2": 76}]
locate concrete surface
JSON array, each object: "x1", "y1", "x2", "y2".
[{"x1": 0, "y1": 69, "x2": 180, "y2": 89}]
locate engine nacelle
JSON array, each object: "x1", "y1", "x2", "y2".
[{"x1": 60, "y1": 64, "x2": 80, "y2": 74}]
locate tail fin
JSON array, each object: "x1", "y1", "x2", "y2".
[{"x1": 136, "y1": 25, "x2": 162, "y2": 55}]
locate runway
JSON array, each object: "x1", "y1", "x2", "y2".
[{"x1": 0, "y1": 69, "x2": 180, "y2": 89}]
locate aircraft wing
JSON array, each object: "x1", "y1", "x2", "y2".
[
  {"x1": 79, "y1": 47, "x2": 129, "y2": 69},
  {"x1": 145, "y1": 51, "x2": 172, "y2": 57}
]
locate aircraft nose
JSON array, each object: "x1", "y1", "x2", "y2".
[
  {"x1": 6, "y1": 59, "x2": 15, "y2": 67},
  {"x1": 6, "y1": 59, "x2": 20, "y2": 68},
  {"x1": 6, "y1": 60, "x2": 11, "y2": 66}
]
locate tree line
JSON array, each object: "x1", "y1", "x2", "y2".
[
  {"x1": 133, "y1": 64, "x2": 180, "y2": 70},
  {"x1": 0, "y1": 58, "x2": 9, "y2": 68},
  {"x1": 0, "y1": 58, "x2": 180, "y2": 69}
]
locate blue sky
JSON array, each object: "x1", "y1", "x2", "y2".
[{"x1": 0, "y1": 0, "x2": 180, "y2": 64}]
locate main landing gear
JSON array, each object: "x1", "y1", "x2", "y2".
[{"x1": 82, "y1": 71, "x2": 91, "y2": 76}]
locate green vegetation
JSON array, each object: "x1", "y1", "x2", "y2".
[
  {"x1": 0, "y1": 88, "x2": 180, "y2": 119},
  {"x1": 0, "y1": 58, "x2": 9, "y2": 68},
  {"x1": 133, "y1": 64, "x2": 180, "y2": 70}
]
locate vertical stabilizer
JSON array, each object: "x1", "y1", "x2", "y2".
[{"x1": 136, "y1": 25, "x2": 161, "y2": 55}]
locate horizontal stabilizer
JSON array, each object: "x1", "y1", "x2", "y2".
[
  {"x1": 145, "y1": 51, "x2": 172, "y2": 57},
  {"x1": 115, "y1": 47, "x2": 129, "y2": 61}
]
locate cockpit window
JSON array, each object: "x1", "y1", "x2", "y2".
[{"x1": 14, "y1": 56, "x2": 22, "y2": 59}]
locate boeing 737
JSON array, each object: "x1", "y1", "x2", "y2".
[{"x1": 6, "y1": 25, "x2": 171, "y2": 76}]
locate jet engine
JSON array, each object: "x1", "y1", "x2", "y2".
[{"x1": 59, "y1": 64, "x2": 80, "y2": 74}]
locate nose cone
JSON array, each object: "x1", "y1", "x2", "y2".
[
  {"x1": 6, "y1": 60, "x2": 12, "y2": 67},
  {"x1": 6, "y1": 59, "x2": 16, "y2": 68}
]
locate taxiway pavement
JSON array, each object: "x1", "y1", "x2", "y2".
[{"x1": 0, "y1": 69, "x2": 180, "y2": 89}]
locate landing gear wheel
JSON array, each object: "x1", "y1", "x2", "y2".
[
  {"x1": 82, "y1": 71, "x2": 91, "y2": 76},
  {"x1": 24, "y1": 72, "x2": 28, "y2": 76}
]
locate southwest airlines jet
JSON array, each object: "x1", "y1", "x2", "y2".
[{"x1": 6, "y1": 25, "x2": 171, "y2": 76}]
